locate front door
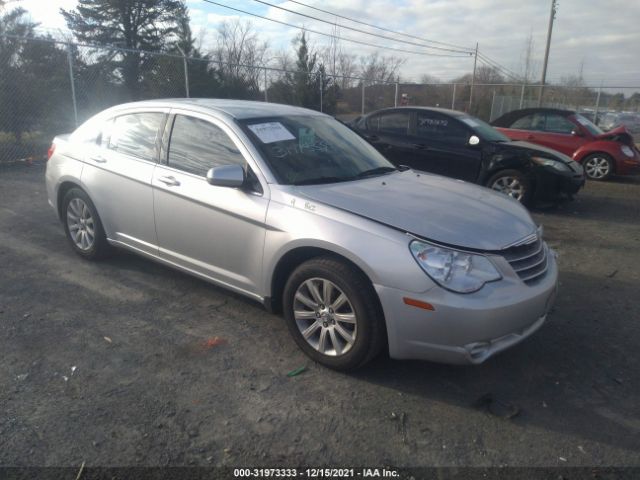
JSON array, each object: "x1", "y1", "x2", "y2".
[
  {"x1": 152, "y1": 111, "x2": 269, "y2": 295},
  {"x1": 413, "y1": 110, "x2": 481, "y2": 182}
]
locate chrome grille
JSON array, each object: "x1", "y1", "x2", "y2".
[{"x1": 501, "y1": 235, "x2": 549, "y2": 285}]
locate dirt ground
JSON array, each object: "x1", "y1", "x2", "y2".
[{"x1": 1, "y1": 162, "x2": 639, "y2": 469}]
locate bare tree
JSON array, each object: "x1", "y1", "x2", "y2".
[
  {"x1": 213, "y1": 19, "x2": 269, "y2": 94},
  {"x1": 520, "y1": 31, "x2": 538, "y2": 84},
  {"x1": 419, "y1": 74, "x2": 441, "y2": 84},
  {"x1": 317, "y1": 26, "x2": 358, "y2": 89},
  {"x1": 358, "y1": 52, "x2": 405, "y2": 86}
]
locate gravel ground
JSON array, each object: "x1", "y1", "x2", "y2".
[{"x1": 1, "y1": 162, "x2": 639, "y2": 469}]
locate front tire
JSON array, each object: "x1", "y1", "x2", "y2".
[
  {"x1": 582, "y1": 153, "x2": 613, "y2": 180},
  {"x1": 283, "y1": 256, "x2": 386, "y2": 371},
  {"x1": 486, "y1": 169, "x2": 533, "y2": 205},
  {"x1": 62, "y1": 188, "x2": 111, "y2": 260}
]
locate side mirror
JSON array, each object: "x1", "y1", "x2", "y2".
[
  {"x1": 468, "y1": 135, "x2": 481, "y2": 146},
  {"x1": 571, "y1": 129, "x2": 584, "y2": 137},
  {"x1": 206, "y1": 164, "x2": 245, "y2": 188}
]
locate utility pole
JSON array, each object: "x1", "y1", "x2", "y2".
[
  {"x1": 538, "y1": 0, "x2": 557, "y2": 106},
  {"x1": 468, "y1": 43, "x2": 478, "y2": 113}
]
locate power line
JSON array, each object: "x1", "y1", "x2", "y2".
[
  {"x1": 479, "y1": 53, "x2": 521, "y2": 80},
  {"x1": 286, "y1": 0, "x2": 474, "y2": 52},
  {"x1": 201, "y1": 0, "x2": 471, "y2": 58},
  {"x1": 477, "y1": 52, "x2": 522, "y2": 81},
  {"x1": 249, "y1": 0, "x2": 472, "y2": 54}
]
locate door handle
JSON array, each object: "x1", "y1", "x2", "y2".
[
  {"x1": 526, "y1": 135, "x2": 535, "y2": 140},
  {"x1": 91, "y1": 155, "x2": 107, "y2": 163},
  {"x1": 158, "y1": 175, "x2": 180, "y2": 187}
]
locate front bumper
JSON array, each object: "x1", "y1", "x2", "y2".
[
  {"x1": 375, "y1": 252, "x2": 558, "y2": 365},
  {"x1": 614, "y1": 149, "x2": 640, "y2": 176},
  {"x1": 535, "y1": 167, "x2": 584, "y2": 199}
]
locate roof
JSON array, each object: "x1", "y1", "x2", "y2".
[
  {"x1": 105, "y1": 98, "x2": 326, "y2": 120},
  {"x1": 491, "y1": 107, "x2": 576, "y2": 127},
  {"x1": 364, "y1": 106, "x2": 468, "y2": 118}
]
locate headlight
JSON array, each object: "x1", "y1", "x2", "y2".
[
  {"x1": 621, "y1": 145, "x2": 635, "y2": 157},
  {"x1": 409, "y1": 240, "x2": 501, "y2": 293},
  {"x1": 531, "y1": 156, "x2": 570, "y2": 171}
]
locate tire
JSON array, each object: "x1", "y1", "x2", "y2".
[
  {"x1": 582, "y1": 153, "x2": 613, "y2": 180},
  {"x1": 61, "y1": 187, "x2": 111, "y2": 260},
  {"x1": 282, "y1": 256, "x2": 386, "y2": 371},
  {"x1": 486, "y1": 169, "x2": 533, "y2": 206}
]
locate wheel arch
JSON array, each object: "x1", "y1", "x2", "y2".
[
  {"x1": 56, "y1": 181, "x2": 84, "y2": 220},
  {"x1": 577, "y1": 150, "x2": 617, "y2": 174},
  {"x1": 266, "y1": 245, "x2": 381, "y2": 315}
]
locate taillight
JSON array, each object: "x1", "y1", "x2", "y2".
[{"x1": 47, "y1": 143, "x2": 56, "y2": 161}]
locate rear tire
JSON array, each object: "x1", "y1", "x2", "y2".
[
  {"x1": 582, "y1": 153, "x2": 613, "y2": 180},
  {"x1": 283, "y1": 256, "x2": 386, "y2": 371},
  {"x1": 62, "y1": 188, "x2": 111, "y2": 260},
  {"x1": 486, "y1": 169, "x2": 533, "y2": 206}
]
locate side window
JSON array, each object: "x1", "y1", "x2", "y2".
[
  {"x1": 544, "y1": 114, "x2": 575, "y2": 134},
  {"x1": 372, "y1": 112, "x2": 410, "y2": 135},
  {"x1": 511, "y1": 114, "x2": 535, "y2": 130},
  {"x1": 108, "y1": 113, "x2": 164, "y2": 161},
  {"x1": 168, "y1": 115, "x2": 245, "y2": 177},
  {"x1": 417, "y1": 112, "x2": 468, "y2": 143}
]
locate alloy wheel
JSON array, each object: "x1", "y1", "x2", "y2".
[
  {"x1": 66, "y1": 198, "x2": 95, "y2": 251},
  {"x1": 584, "y1": 156, "x2": 611, "y2": 179},
  {"x1": 293, "y1": 278, "x2": 357, "y2": 356},
  {"x1": 491, "y1": 176, "x2": 526, "y2": 202}
]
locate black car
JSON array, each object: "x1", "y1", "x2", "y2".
[{"x1": 350, "y1": 107, "x2": 585, "y2": 205}]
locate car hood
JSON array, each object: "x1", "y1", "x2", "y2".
[
  {"x1": 595, "y1": 125, "x2": 635, "y2": 142},
  {"x1": 496, "y1": 140, "x2": 573, "y2": 162},
  {"x1": 294, "y1": 170, "x2": 536, "y2": 251}
]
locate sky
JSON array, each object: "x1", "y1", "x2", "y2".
[{"x1": 18, "y1": 0, "x2": 640, "y2": 88}]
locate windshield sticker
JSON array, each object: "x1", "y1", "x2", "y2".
[
  {"x1": 461, "y1": 118, "x2": 480, "y2": 127},
  {"x1": 298, "y1": 127, "x2": 316, "y2": 149},
  {"x1": 248, "y1": 122, "x2": 295, "y2": 144}
]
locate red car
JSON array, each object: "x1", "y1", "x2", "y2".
[{"x1": 492, "y1": 108, "x2": 640, "y2": 180}]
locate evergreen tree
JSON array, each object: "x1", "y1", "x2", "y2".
[{"x1": 61, "y1": 0, "x2": 184, "y2": 99}]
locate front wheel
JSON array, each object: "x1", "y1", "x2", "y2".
[
  {"x1": 486, "y1": 169, "x2": 533, "y2": 205},
  {"x1": 282, "y1": 256, "x2": 386, "y2": 371},
  {"x1": 582, "y1": 153, "x2": 613, "y2": 180}
]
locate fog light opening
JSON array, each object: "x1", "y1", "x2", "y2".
[{"x1": 468, "y1": 342, "x2": 490, "y2": 361}]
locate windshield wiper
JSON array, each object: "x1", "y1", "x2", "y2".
[
  {"x1": 292, "y1": 176, "x2": 350, "y2": 186},
  {"x1": 354, "y1": 166, "x2": 398, "y2": 179}
]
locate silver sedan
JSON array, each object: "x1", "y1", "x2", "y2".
[{"x1": 45, "y1": 99, "x2": 558, "y2": 370}]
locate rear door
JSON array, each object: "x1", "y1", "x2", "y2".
[
  {"x1": 81, "y1": 109, "x2": 166, "y2": 254},
  {"x1": 411, "y1": 110, "x2": 481, "y2": 181},
  {"x1": 152, "y1": 110, "x2": 268, "y2": 295},
  {"x1": 361, "y1": 111, "x2": 414, "y2": 166}
]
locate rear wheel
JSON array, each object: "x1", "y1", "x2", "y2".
[
  {"x1": 582, "y1": 153, "x2": 613, "y2": 180},
  {"x1": 486, "y1": 169, "x2": 532, "y2": 205},
  {"x1": 62, "y1": 188, "x2": 111, "y2": 260},
  {"x1": 283, "y1": 256, "x2": 385, "y2": 371}
]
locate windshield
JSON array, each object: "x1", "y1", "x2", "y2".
[
  {"x1": 239, "y1": 115, "x2": 396, "y2": 185},
  {"x1": 459, "y1": 115, "x2": 511, "y2": 142},
  {"x1": 574, "y1": 114, "x2": 604, "y2": 135}
]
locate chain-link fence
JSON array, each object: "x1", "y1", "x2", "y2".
[{"x1": 2, "y1": 34, "x2": 639, "y2": 163}]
